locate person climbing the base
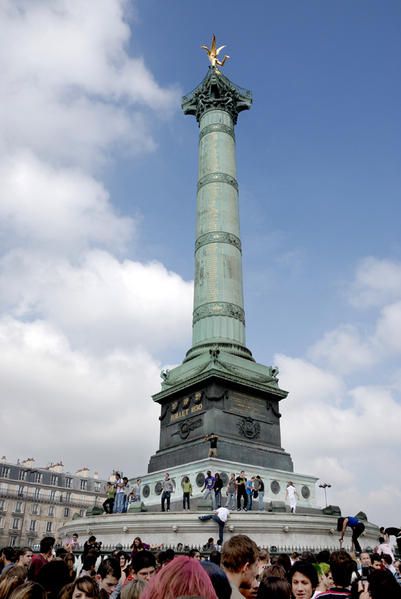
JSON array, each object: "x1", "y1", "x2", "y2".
[{"x1": 337, "y1": 516, "x2": 365, "y2": 554}]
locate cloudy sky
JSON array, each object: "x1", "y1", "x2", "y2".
[{"x1": 1, "y1": 0, "x2": 400, "y2": 527}]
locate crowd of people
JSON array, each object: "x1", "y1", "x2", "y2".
[
  {"x1": 160, "y1": 471, "x2": 299, "y2": 515},
  {"x1": 102, "y1": 475, "x2": 142, "y2": 515},
  {"x1": 101, "y1": 470, "x2": 301, "y2": 516},
  {"x1": 1, "y1": 526, "x2": 400, "y2": 599}
]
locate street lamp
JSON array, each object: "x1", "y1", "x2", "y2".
[{"x1": 319, "y1": 482, "x2": 331, "y2": 507}]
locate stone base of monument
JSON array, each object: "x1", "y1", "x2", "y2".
[
  {"x1": 59, "y1": 456, "x2": 380, "y2": 553},
  {"x1": 127, "y1": 457, "x2": 318, "y2": 513},
  {"x1": 58, "y1": 511, "x2": 379, "y2": 554}
]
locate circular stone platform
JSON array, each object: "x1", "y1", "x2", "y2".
[{"x1": 59, "y1": 511, "x2": 380, "y2": 553}]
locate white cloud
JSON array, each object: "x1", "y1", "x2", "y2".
[
  {"x1": 308, "y1": 325, "x2": 376, "y2": 375},
  {"x1": 0, "y1": 249, "x2": 193, "y2": 355},
  {"x1": 307, "y1": 258, "x2": 401, "y2": 374},
  {"x1": 375, "y1": 301, "x2": 401, "y2": 354},
  {"x1": 276, "y1": 354, "x2": 401, "y2": 524},
  {"x1": 0, "y1": 152, "x2": 133, "y2": 253},
  {"x1": 349, "y1": 257, "x2": 401, "y2": 308},
  {"x1": 0, "y1": 316, "x2": 161, "y2": 475},
  {"x1": 0, "y1": 0, "x2": 179, "y2": 166},
  {"x1": 275, "y1": 354, "x2": 345, "y2": 404},
  {"x1": 311, "y1": 457, "x2": 353, "y2": 488},
  {"x1": 0, "y1": 1, "x2": 189, "y2": 481}
]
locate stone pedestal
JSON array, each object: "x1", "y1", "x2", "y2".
[
  {"x1": 149, "y1": 350, "x2": 293, "y2": 473},
  {"x1": 134, "y1": 457, "x2": 315, "y2": 513},
  {"x1": 58, "y1": 511, "x2": 380, "y2": 554}
]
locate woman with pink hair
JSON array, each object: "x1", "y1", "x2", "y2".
[{"x1": 141, "y1": 555, "x2": 217, "y2": 599}]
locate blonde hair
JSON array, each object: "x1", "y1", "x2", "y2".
[
  {"x1": 121, "y1": 579, "x2": 147, "y2": 599},
  {"x1": 0, "y1": 566, "x2": 27, "y2": 599}
]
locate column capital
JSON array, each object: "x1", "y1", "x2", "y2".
[{"x1": 182, "y1": 67, "x2": 252, "y2": 125}]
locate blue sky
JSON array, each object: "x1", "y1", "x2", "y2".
[
  {"x1": 113, "y1": 0, "x2": 401, "y2": 360},
  {"x1": 0, "y1": 0, "x2": 400, "y2": 528}
]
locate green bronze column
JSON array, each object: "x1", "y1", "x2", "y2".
[
  {"x1": 182, "y1": 65, "x2": 252, "y2": 361},
  {"x1": 149, "y1": 39, "x2": 293, "y2": 474}
]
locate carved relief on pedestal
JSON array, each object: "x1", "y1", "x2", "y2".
[
  {"x1": 172, "y1": 417, "x2": 203, "y2": 440},
  {"x1": 237, "y1": 417, "x2": 261, "y2": 439}
]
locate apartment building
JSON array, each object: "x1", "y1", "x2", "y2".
[{"x1": 0, "y1": 457, "x2": 106, "y2": 547}]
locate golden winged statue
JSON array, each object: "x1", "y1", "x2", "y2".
[{"x1": 201, "y1": 34, "x2": 230, "y2": 72}]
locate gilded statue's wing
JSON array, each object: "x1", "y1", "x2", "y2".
[
  {"x1": 201, "y1": 45, "x2": 210, "y2": 52},
  {"x1": 210, "y1": 34, "x2": 216, "y2": 54},
  {"x1": 216, "y1": 45, "x2": 226, "y2": 56}
]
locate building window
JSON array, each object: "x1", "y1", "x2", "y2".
[
  {"x1": 0, "y1": 499, "x2": 5, "y2": 511},
  {"x1": 94, "y1": 482, "x2": 101, "y2": 493},
  {"x1": 49, "y1": 490, "x2": 56, "y2": 502},
  {"x1": 18, "y1": 470, "x2": 27, "y2": 481},
  {"x1": 17, "y1": 485, "x2": 24, "y2": 498},
  {"x1": 32, "y1": 503, "x2": 39, "y2": 515},
  {"x1": 12, "y1": 518, "x2": 20, "y2": 530},
  {"x1": 48, "y1": 506, "x2": 54, "y2": 517},
  {"x1": 46, "y1": 522, "x2": 52, "y2": 533},
  {"x1": 32, "y1": 472, "x2": 42, "y2": 483},
  {"x1": 0, "y1": 516, "x2": 3, "y2": 527},
  {"x1": 33, "y1": 488, "x2": 40, "y2": 500},
  {"x1": 65, "y1": 477, "x2": 72, "y2": 489},
  {"x1": 50, "y1": 474, "x2": 58, "y2": 486},
  {"x1": 66, "y1": 492, "x2": 71, "y2": 503},
  {"x1": 0, "y1": 466, "x2": 10, "y2": 478},
  {"x1": 29, "y1": 520, "x2": 36, "y2": 532},
  {"x1": 79, "y1": 509, "x2": 85, "y2": 517},
  {"x1": 64, "y1": 507, "x2": 70, "y2": 518},
  {"x1": 9, "y1": 536, "x2": 17, "y2": 547},
  {"x1": 15, "y1": 501, "x2": 23, "y2": 513},
  {"x1": 80, "y1": 480, "x2": 87, "y2": 491}
]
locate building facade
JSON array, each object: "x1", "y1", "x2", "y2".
[{"x1": 0, "y1": 457, "x2": 106, "y2": 548}]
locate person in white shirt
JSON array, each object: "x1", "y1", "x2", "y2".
[
  {"x1": 285, "y1": 481, "x2": 298, "y2": 513},
  {"x1": 113, "y1": 473, "x2": 125, "y2": 513},
  {"x1": 198, "y1": 506, "x2": 229, "y2": 544},
  {"x1": 376, "y1": 536, "x2": 395, "y2": 561}
]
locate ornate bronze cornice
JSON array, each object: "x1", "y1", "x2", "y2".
[
  {"x1": 197, "y1": 171, "x2": 238, "y2": 192},
  {"x1": 195, "y1": 231, "x2": 242, "y2": 253},
  {"x1": 199, "y1": 122, "x2": 235, "y2": 141},
  {"x1": 182, "y1": 67, "x2": 252, "y2": 125},
  {"x1": 193, "y1": 301, "x2": 245, "y2": 325}
]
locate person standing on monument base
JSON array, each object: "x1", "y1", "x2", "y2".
[
  {"x1": 113, "y1": 473, "x2": 125, "y2": 514},
  {"x1": 285, "y1": 481, "x2": 298, "y2": 514},
  {"x1": 182, "y1": 475, "x2": 192, "y2": 510},
  {"x1": 131, "y1": 479, "x2": 142, "y2": 503},
  {"x1": 226, "y1": 473, "x2": 237, "y2": 509},
  {"x1": 202, "y1": 470, "x2": 216, "y2": 506},
  {"x1": 246, "y1": 478, "x2": 254, "y2": 511},
  {"x1": 161, "y1": 472, "x2": 174, "y2": 512},
  {"x1": 254, "y1": 475, "x2": 265, "y2": 511},
  {"x1": 103, "y1": 482, "x2": 116, "y2": 514},
  {"x1": 236, "y1": 471, "x2": 248, "y2": 511},
  {"x1": 213, "y1": 472, "x2": 224, "y2": 508}
]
